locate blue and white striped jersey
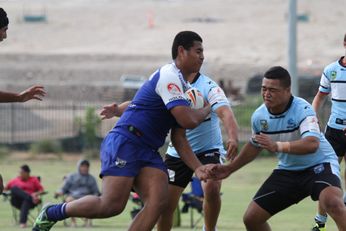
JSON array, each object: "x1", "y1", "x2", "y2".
[
  {"x1": 318, "y1": 56, "x2": 346, "y2": 130},
  {"x1": 250, "y1": 96, "x2": 338, "y2": 171}
]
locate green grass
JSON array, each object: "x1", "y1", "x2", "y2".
[{"x1": 0, "y1": 155, "x2": 343, "y2": 231}]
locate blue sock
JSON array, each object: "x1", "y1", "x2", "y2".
[
  {"x1": 46, "y1": 203, "x2": 68, "y2": 222},
  {"x1": 314, "y1": 213, "x2": 327, "y2": 224}
]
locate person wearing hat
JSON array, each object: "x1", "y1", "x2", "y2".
[
  {"x1": 54, "y1": 160, "x2": 100, "y2": 227},
  {"x1": 0, "y1": 8, "x2": 46, "y2": 194},
  {"x1": 4, "y1": 165, "x2": 44, "y2": 228}
]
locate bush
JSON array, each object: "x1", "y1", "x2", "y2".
[{"x1": 30, "y1": 140, "x2": 62, "y2": 154}]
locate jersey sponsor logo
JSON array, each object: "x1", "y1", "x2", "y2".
[
  {"x1": 115, "y1": 157, "x2": 127, "y2": 168},
  {"x1": 168, "y1": 169, "x2": 175, "y2": 182},
  {"x1": 168, "y1": 96, "x2": 185, "y2": 102},
  {"x1": 167, "y1": 83, "x2": 182, "y2": 96},
  {"x1": 331, "y1": 71, "x2": 337, "y2": 80},
  {"x1": 260, "y1": 120, "x2": 269, "y2": 131}
]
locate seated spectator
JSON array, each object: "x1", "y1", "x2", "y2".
[
  {"x1": 4, "y1": 164, "x2": 44, "y2": 228},
  {"x1": 55, "y1": 159, "x2": 100, "y2": 227}
]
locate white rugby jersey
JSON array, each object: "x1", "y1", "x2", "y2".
[
  {"x1": 251, "y1": 96, "x2": 339, "y2": 171},
  {"x1": 319, "y1": 56, "x2": 346, "y2": 130}
]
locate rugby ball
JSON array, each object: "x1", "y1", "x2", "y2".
[{"x1": 185, "y1": 87, "x2": 204, "y2": 109}]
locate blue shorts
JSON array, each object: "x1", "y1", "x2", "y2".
[{"x1": 99, "y1": 132, "x2": 167, "y2": 178}]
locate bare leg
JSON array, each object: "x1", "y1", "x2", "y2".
[
  {"x1": 316, "y1": 156, "x2": 344, "y2": 221},
  {"x1": 319, "y1": 186, "x2": 346, "y2": 231},
  {"x1": 157, "y1": 185, "x2": 184, "y2": 231},
  {"x1": 65, "y1": 196, "x2": 77, "y2": 226},
  {"x1": 202, "y1": 180, "x2": 222, "y2": 231},
  {"x1": 65, "y1": 176, "x2": 134, "y2": 218},
  {"x1": 128, "y1": 167, "x2": 168, "y2": 231},
  {"x1": 243, "y1": 201, "x2": 272, "y2": 231}
]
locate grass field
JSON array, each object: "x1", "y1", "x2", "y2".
[{"x1": 0, "y1": 154, "x2": 343, "y2": 231}]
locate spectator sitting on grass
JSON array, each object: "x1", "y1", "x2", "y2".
[{"x1": 54, "y1": 159, "x2": 100, "y2": 227}]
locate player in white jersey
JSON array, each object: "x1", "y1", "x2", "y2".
[
  {"x1": 157, "y1": 72, "x2": 238, "y2": 231},
  {"x1": 0, "y1": 8, "x2": 46, "y2": 194},
  {"x1": 207, "y1": 66, "x2": 346, "y2": 231},
  {"x1": 311, "y1": 33, "x2": 346, "y2": 231}
]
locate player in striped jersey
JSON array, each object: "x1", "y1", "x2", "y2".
[
  {"x1": 311, "y1": 33, "x2": 346, "y2": 231},
  {"x1": 208, "y1": 66, "x2": 346, "y2": 231}
]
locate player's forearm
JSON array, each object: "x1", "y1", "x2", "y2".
[
  {"x1": 171, "y1": 128, "x2": 202, "y2": 171},
  {"x1": 116, "y1": 101, "x2": 131, "y2": 117},
  {"x1": 0, "y1": 91, "x2": 20, "y2": 102},
  {"x1": 276, "y1": 137, "x2": 319, "y2": 155},
  {"x1": 227, "y1": 142, "x2": 259, "y2": 174},
  {"x1": 187, "y1": 105, "x2": 211, "y2": 128},
  {"x1": 219, "y1": 109, "x2": 239, "y2": 143}
]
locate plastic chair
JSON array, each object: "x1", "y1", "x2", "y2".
[
  {"x1": 181, "y1": 177, "x2": 204, "y2": 228},
  {"x1": 2, "y1": 188, "x2": 47, "y2": 225}
]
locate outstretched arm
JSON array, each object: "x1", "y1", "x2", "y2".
[
  {"x1": 171, "y1": 127, "x2": 210, "y2": 180},
  {"x1": 215, "y1": 105, "x2": 239, "y2": 160},
  {"x1": 100, "y1": 101, "x2": 131, "y2": 119},
  {"x1": 0, "y1": 85, "x2": 46, "y2": 103},
  {"x1": 170, "y1": 104, "x2": 211, "y2": 129},
  {"x1": 209, "y1": 142, "x2": 261, "y2": 180}
]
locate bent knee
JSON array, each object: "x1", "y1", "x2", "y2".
[
  {"x1": 203, "y1": 181, "x2": 221, "y2": 199},
  {"x1": 323, "y1": 198, "x2": 345, "y2": 215}
]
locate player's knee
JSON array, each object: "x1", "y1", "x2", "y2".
[
  {"x1": 323, "y1": 197, "x2": 345, "y2": 216},
  {"x1": 203, "y1": 181, "x2": 221, "y2": 201},
  {"x1": 243, "y1": 214, "x2": 255, "y2": 229}
]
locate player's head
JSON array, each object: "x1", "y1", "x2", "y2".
[
  {"x1": 172, "y1": 31, "x2": 204, "y2": 74},
  {"x1": 0, "y1": 8, "x2": 9, "y2": 42},
  {"x1": 343, "y1": 33, "x2": 346, "y2": 49},
  {"x1": 19, "y1": 164, "x2": 31, "y2": 180},
  {"x1": 261, "y1": 66, "x2": 292, "y2": 113},
  {"x1": 78, "y1": 159, "x2": 90, "y2": 175}
]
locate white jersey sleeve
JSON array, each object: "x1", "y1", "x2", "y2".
[
  {"x1": 318, "y1": 67, "x2": 331, "y2": 94},
  {"x1": 155, "y1": 67, "x2": 189, "y2": 110},
  {"x1": 208, "y1": 86, "x2": 230, "y2": 111}
]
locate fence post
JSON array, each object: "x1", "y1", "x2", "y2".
[{"x1": 10, "y1": 103, "x2": 14, "y2": 144}]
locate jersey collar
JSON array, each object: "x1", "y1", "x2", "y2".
[
  {"x1": 190, "y1": 72, "x2": 201, "y2": 84},
  {"x1": 267, "y1": 95, "x2": 294, "y2": 116}
]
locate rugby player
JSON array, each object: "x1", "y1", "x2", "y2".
[
  {"x1": 32, "y1": 31, "x2": 213, "y2": 231},
  {"x1": 208, "y1": 66, "x2": 346, "y2": 231},
  {"x1": 311, "y1": 33, "x2": 346, "y2": 231}
]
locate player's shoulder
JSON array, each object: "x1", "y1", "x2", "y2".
[
  {"x1": 323, "y1": 58, "x2": 341, "y2": 73},
  {"x1": 291, "y1": 96, "x2": 315, "y2": 116},
  {"x1": 159, "y1": 63, "x2": 179, "y2": 76},
  {"x1": 252, "y1": 104, "x2": 267, "y2": 120},
  {"x1": 198, "y1": 73, "x2": 218, "y2": 87}
]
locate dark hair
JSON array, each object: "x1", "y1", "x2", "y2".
[
  {"x1": 263, "y1": 66, "x2": 291, "y2": 88},
  {"x1": 80, "y1": 159, "x2": 90, "y2": 167},
  {"x1": 0, "y1": 8, "x2": 9, "y2": 28},
  {"x1": 344, "y1": 33, "x2": 346, "y2": 42},
  {"x1": 21, "y1": 164, "x2": 31, "y2": 173},
  {"x1": 171, "y1": 31, "x2": 202, "y2": 59}
]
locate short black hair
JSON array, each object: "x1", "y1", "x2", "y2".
[
  {"x1": 263, "y1": 66, "x2": 291, "y2": 88},
  {"x1": 344, "y1": 33, "x2": 346, "y2": 42},
  {"x1": 21, "y1": 164, "x2": 31, "y2": 173},
  {"x1": 171, "y1": 31, "x2": 202, "y2": 59},
  {"x1": 0, "y1": 8, "x2": 9, "y2": 29},
  {"x1": 80, "y1": 159, "x2": 90, "y2": 167}
]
